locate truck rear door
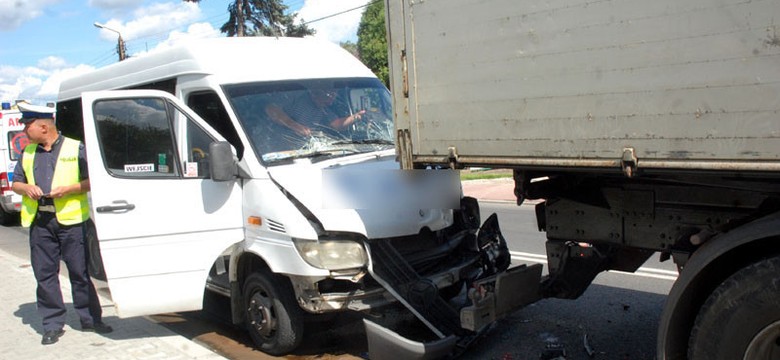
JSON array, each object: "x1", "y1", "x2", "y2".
[{"x1": 81, "y1": 90, "x2": 244, "y2": 317}]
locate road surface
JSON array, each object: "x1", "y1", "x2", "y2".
[{"x1": 0, "y1": 202, "x2": 676, "y2": 359}]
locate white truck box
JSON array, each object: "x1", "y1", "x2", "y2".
[
  {"x1": 388, "y1": 0, "x2": 780, "y2": 174},
  {"x1": 386, "y1": 1, "x2": 780, "y2": 359}
]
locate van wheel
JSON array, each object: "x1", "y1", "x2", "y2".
[
  {"x1": 688, "y1": 256, "x2": 780, "y2": 360},
  {"x1": 243, "y1": 272, "x2": 304, "y2": 355},
  {"x1": 0, "y1": 206, "x2": 16, "y2": 226}
]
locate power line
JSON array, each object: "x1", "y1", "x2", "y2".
[{"x1": 301, "y1": 0, "x2": 378, "y2": 25}]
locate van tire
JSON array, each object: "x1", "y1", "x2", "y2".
[
  {"x1": 687, "y1": 256, "x2": 780, "y2": 360},
  {"x1": 243, "y1": 272, "x2": 303, "y2": 355},
  {"x1": 0, "y1": 206, "x2": 17, "y2": 226}
]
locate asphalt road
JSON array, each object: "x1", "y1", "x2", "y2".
[
  {"x1": 0, "y1": 202, "x2": 677, "y2": 359},
  {"x1": 459, "y1": 202, "x2": 674, "y2": 360}
]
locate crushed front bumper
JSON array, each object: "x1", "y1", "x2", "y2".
[{"x1": 364, "y1": 212, "x2": 544, "y2": 359}]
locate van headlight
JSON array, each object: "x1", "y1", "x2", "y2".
[{"x1": 293, "y1": 239, "x2": 367, "y2": 270}]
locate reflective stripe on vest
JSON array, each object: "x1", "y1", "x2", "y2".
[{"x1": 20, "y1": 137, "x2": 89, "y2": 227}]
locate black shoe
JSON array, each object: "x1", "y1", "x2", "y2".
[
  {"x1": 41, "y1": 329, "x2": 64, "y2": 345},
  {"x1": 81, "y1": 322, "x2": 113, "y2": 334}
]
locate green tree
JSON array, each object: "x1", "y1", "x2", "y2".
[
  {"x1": 356, "y1": 0, "x2": 388, "y2": 86},
  {"x1": 183, "y1": 0, "x2": 314, "y2": 37},
  {"x1": 340, "y1": 40, "x2": 359, "y2": 58}
]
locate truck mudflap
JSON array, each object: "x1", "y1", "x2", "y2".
[{"x1": 365, "y1": 213, "x2": 543, "y2": 358}]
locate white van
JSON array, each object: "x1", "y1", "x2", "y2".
[
  {"x1": 57, "y1": 37, "x2": 531, "y2": 357},
  {"x1": 0, "y1": 105, "x2": 26, "y2": 225}
]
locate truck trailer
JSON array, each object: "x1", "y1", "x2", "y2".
[{"x1": 386, "y1": 0, "x2": 780, "y2": 359}]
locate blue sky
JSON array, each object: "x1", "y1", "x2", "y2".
[{"x1": 0, "y1": 0, "x2": 370, "y2": 104}]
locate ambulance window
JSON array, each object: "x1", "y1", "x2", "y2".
[
  {"x1": 7, "y1": 131, "x2": 28, "y2": 161},
  {"x1": 92, "y1": 97, "x2": 181, "y2": 178}
]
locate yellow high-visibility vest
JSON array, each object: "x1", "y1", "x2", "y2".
[{"x1": 20, "y1": 137, "x2": 90, "y2": 227}]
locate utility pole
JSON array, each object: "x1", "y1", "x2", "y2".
[{"x1": 94, "y1": 22, "x2": 127, "y2": 61}]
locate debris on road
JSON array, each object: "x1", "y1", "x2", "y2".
[
  {"x1": 540, "y1": 340, "x2": 566, "y2": 360},
  {"x1": 583, "y1": 333, "x2": 595, "y2": 357}
]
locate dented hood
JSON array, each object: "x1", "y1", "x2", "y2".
[{"x1": 266, "y1": 150, "x2": 461, "y2": 239}]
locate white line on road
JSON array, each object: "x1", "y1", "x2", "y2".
[{"x1": 510, "y1": 251, "x2": 678, "y2": 281}]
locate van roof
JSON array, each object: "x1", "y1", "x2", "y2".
[{"x1": 58, "y1": 37, "x2": 376, "y2": 101}]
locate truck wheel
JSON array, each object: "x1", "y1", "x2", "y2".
[
  {"x1": 243, "y1": 272, "x2": 304, "y2": 355},
  {"x1": 688, "y1": 256, "x2": 780, "y2": 360}
]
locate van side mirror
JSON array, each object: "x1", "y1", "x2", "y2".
[{"x1": 209, "y1": 141, "x2": 238, "y2": 181}]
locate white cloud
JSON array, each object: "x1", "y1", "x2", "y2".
[
  {"x1": 0, "y1": 68, "x2": 43, "y2": 102},
  {"x1": 0, "y1": 60, "x2": 94, "y2": 103},
  {"x1": 96, "y1": 1, "x2": 202, "y2": 41},
  {"x1": 2, "y1": 1, "x2": 209, "y2": 104},
  {"x1": 37, "y1": 56, "x2": 68, "y2": 70},
  {"x1": 89, "y1": 0, "x2": 143, "y2": 10},
  {"x1": 39, "y1": 64, "x2": 96, "y2": 98},
  {"x1": 0, "y1": 66, "x2": 25, "y2": 101},
  {"x1": 135, "y1": 22, "x2": 222, "y2": 56},
  {"x1": 0, "y1": 0, "x2": 61, "y2": 31},
  {"x1": 297, "y1": 0, "x2": 369, "y2": 43}
]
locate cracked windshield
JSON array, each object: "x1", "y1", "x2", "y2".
[{"x1": 225, "y1": 78, "x2": 395, "y2": 165}]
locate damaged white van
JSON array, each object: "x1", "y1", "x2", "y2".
[{"x1": 56, "y1": 37, "x2": 538, "y2": 358}]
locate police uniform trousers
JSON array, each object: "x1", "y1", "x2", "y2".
[{"x1": 29, "y1": 211, "x2": 102, "y2": 332}]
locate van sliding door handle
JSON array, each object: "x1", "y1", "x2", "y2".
[{"x1": 96, "y1": 200, "x2": 136, "y2": 213}]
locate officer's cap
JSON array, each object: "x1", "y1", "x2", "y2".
[{"x1": 18, "y1": 103, "x2": 55, "y2": 124}]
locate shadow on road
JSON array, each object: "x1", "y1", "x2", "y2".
[
  {"x1": 461, "y1": 283, "x2": 666, "y2": 360},
  {"x1": 154, "y1": 281, "x2": 667, "y2": 360},
  {"x1": 154, "y1": 292, "x2": 368, "y2": 360}
]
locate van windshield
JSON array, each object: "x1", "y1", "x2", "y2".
[{"x1": 224, "y1": 78, "x2": 395, "y2": 165}]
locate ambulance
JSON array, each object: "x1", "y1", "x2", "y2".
[
  {"x1": 0, "y1": 103, "x2": 28, "y2": 225},
  {"x1": 56, "y1": 37, "x2": 531, "y2": 357}
]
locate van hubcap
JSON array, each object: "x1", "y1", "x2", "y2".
[{"x1": 247, "y1": 293, "x2": 276, "y2": 337}]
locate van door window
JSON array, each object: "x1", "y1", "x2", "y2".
[
  {"x1": 92, "y1": 97, "x2": 181, "y2": 178},
  {"x1": 183, "y1": 120, "x2": 214, "y2": 178},
  {"x1": 187, "y1": 91, "x2": 244, "y2": 159},
  {"x1": 55, "y1": 98, "x2": 85, "y2": 142}
]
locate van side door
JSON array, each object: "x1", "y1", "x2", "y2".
[{"x1": 81, "y1": 90, "x2": 244, "y2": 317}]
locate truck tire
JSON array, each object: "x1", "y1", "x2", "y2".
[
  {"x1": 688, "y1": 255, "x2": 780, "y2": 360},
  {"x1": 243, "y1": 272, "x2": 304, "y2": 355}
]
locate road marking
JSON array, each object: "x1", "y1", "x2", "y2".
[{"x1": 510, "y1": 251, "x2": 678, "y2": 281}]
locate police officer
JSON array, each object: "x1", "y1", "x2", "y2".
[{"x1": 11, "y1": 103, "x2": 112, "y2": 345}]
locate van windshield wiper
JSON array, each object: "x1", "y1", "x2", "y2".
[
  {"x1": 293, "y1": 149, "x2": 355, "y2": 159},
  {"x1": 263, "y1": 148, "x2": 358, "y2": 164},
  {"x1": 331, "y1": 139, "x2": 394, "y2": 145}
]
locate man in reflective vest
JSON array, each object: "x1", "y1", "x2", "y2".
[{"x1": 11, "y1": 103, "x2": 113, "y2": 345}]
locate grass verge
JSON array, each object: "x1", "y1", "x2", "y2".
[{"x1": 460, "y1": 169, "x2": 513, "y2": 181}]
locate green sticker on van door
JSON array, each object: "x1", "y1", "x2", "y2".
[{"x1": 158, "y1": 153, "x2": 169, "y2": 173}]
